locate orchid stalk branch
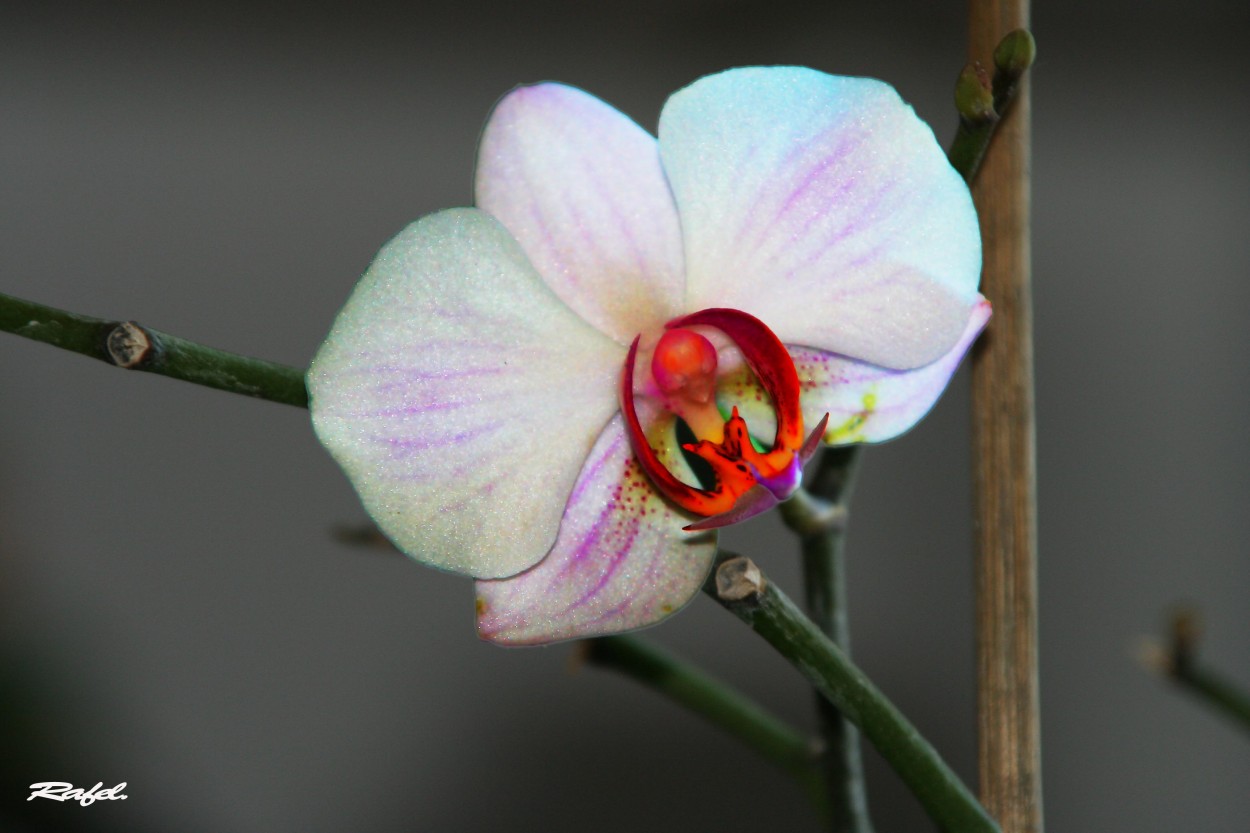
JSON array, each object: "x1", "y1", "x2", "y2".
[
  {"x1": 583, "y1": 635, "x2": 827, "y2": 805},
  {"x1": 705, "y1": 552, "x2": 999, "y2": 833},
  {"x1": 0, "y1": 290, "x2": 307, "y2": 407},
  {"x1": 780, "y1": 450, "x2": 872, "y2": 833}
]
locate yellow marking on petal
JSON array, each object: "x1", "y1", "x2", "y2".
[
  {"x1": 645, "y1": 419, "x2": 687, "y2": 474},
  {"x1": 823, "y1": 389, "x2": 878, "y2": 443}
]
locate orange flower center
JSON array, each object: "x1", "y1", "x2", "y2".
[{"x1": 619, "y1": 308, "x2": 828, "y2": 531}]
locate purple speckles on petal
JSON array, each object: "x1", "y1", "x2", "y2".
[{"x1": 475, "y1": 415, "x2": 716, "y2": 645}]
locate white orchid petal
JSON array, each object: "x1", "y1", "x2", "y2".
[
  {"x1": 660, "y1": 67, "x2": 982, "y2": 369},
  {"x1": 476, "y1": 413, "x2": 717, "y2": 645},
  {"x1": 721, "y1": 298, "x2": 991, "y2": 444},
  {"x1": 308, "y1": 208, "x2": 624, "y2": 579},
  {"x1": 476, "y1": 83, "x2": 686, "y2": 343}
]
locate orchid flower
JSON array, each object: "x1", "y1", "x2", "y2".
[{"x1": 308, "y1": 67, "x2": 989, "y2": 645}]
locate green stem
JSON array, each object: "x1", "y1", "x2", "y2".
[
  {"x1": 0, "y1": 291, "x2": 307, "y2": 407},
  {"x1": 1170, "y1": 663, "x2": 1250, "y2": 736},
  {"x1": 705, "y1": 552, "x2": 999, "y2": 833},
  {"x1": 584, "y1": 635, "x2": 827, "y2": 807},
  {"x1": 780, "y1": 448, "x2": 873, "y2": 833}
]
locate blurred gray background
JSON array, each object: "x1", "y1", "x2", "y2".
[{"x1": 3, "y1": 1, "x2": 1248, "y2": 831}]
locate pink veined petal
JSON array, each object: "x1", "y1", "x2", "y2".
[
  {"x1": 476, "y1": 83, "x2": 686, "y2": 344},
  {"x1": 721, "y1": 298, "x2": 991, "y2": 444},
  {"x1": 308, "y1": 208, "x2": 625, "y2": 580},
  {"x1": 659, "y1": 66, "x2": 982, "y2": 370},
  {"x1": 476, "y1": 412, "x2": 718, "y2": 645}
]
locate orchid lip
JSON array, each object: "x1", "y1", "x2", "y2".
[{"x1": 619, "y1": 307, "x2": 829, "y2": 528}]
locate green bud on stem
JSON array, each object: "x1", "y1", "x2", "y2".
[
  {"x1": 993, "y1": 28, "x2": 1037, "y2": 79},
  {"x1": 992, "y1": 29, "x2": 1037, "y2": 114},
  {"x1": 955, "y1": 62, "x2": 997, "y2": 125}
]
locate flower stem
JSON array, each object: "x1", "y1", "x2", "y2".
[
  {"x1": 779, "y1": 448, "x2": 873, "y2": 833},
  {"x1": 705, "y1": 552, "x2": 999, "y2": 833},
  {"x1": 0, "y1": 290, "x2": 308, "y2": 407},
  {"x1": 583, "y1": 635, "x2": 827, "y2": 807}
]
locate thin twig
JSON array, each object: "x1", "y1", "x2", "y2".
[
  {"x1": 1167, "y1": 665, "x2": 1250, "y2": 735},
  {"x1": 583, "y1": 635, "x2": 827, "y2": 807},
  {"x1": 704, "y1": 552, "x2": 999, "y2": 833},
  {"x1": 0, "y1": 290, "x2": 307, "y2": 407}
]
